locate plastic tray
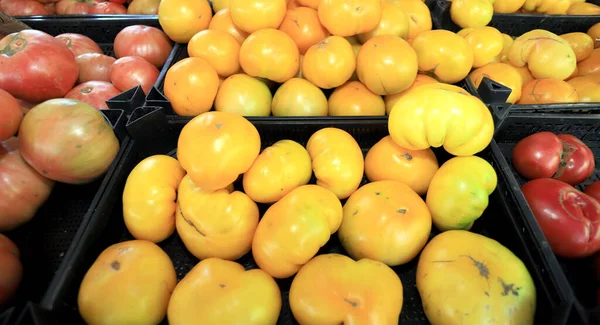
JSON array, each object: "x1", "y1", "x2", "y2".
[
  {"x1": 0, "y1": 307, "x2": 14, "y2": 325},
  {"x1": 493, "y1": 112, "x2": 600, "y2": 325},
  {"x1": 16, "y1": 108, "x2": 581, "y2": 325}
]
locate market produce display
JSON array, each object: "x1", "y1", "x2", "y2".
[{"x1": 0, "y1": 0, "x2": 160, "y2": 16}]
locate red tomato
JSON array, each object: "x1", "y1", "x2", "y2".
[
  {"x1": 113, "y1": 25, "x2": 173, "y2": 68},
  {"x1": 109, "y1": 0, "x2": 127, "y2": 4},
  {"x1": 521, "y1": 178, "x2": 600, "y2": 258},
  {"x1": 110, "y1": 56, "x2": 159, "y2": 94},
  {"x1": 0, "y1": 234, "x2": 22, "y2": 306},
  {"x1": 56, "y1": 0, "x2": 101, "y2": 14},
  {"x1": 75, "y1": 53, "x2": 116, "y2": 84},
  {"x1": 90, "y1": 1, "x2": 127, "y2": 14},
  {"x1": 0, "y1": 137, "x2": 54, "y2": 232},
  {"x1": 512, "y1": 132, "x2": 595, "y2": 186},
  {"x1": 0, "y1": 30, "x2": 79, "y2": 103},
  {"x1": 64, "y1": 81, "x2": 122, "y2": 110},
  {"x1": 0, "y1": 89, "x2": 22, "y2": 142},
  {"x1": 585, "y1": 181, "x2": 600, "y2": 203},
  {"x1": 55, "y1": 33, "x2": 103, "y2": 57},
  {"x1": 0, "y1": 0, "x2": 50, "y2": 15},
  {"x1": 44, "y1": 2, "x2": 57, "y2": 14}
]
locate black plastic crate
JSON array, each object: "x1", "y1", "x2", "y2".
[
  {"x1": 0, "y1": 307, "x2": 14, "y2": 325},
  {"x1": 15, "y1": 109, "x2": 580, "y2": 325},
  {"x1": 494, "y1": 112, "x2": 600, "y2": 325}
]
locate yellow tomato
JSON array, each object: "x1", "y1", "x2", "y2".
[
  {"x1": 271, "y1": 78, "x2": 328, "y2": 116},
  {"x1": 289, "y1": 254, "x2": 403, "y2": 325},
  {"x1": 317, "y1": 0, "x2": 382, "y2": 37},
  {"x1": 561, "y1": 32, "x2": 594, "y2": 62},
  {"x1": 356, "y1": 1, "x2": 409, "y2": 43},
  {"x1": 384, "y1": 74, "x2": 438, "y2": 115},
  {"x1": 568, "y1": 76, "x2": 600, "y2": 102},
  {"x1": 493, "y1": 0, "x2": 527, "y2": 13},
  {"x1": 122, "y1": 155, "x2": 186, "y2": 243},
  {"x1": 252, "y1": 185, "x2": 343, "y2": 278},
  {"x1": 417, "y1": 230, "x2": 536, "y2": 325},
  {"x1": 168, "y1": 258, "x2": 281, "y2": 325},
  {"x1": 458, "y1": 27, "x2": 504, "y2": 68},
  {"x1": 388, "y1": 84, "x2": 494, "y2": 157},
  {"x1": 177, "y1": 111, "x2": 261, "y2": 191},
  {"x1": 306, "y1": 128, "x2": 364, "y2": 199},
  {"x1": 426, "y1": 156, "x2": 497, "y2": 231},
  {"x1": 450, "y1": 0, "x2": 493, "y2": 29},
  {"x1": 214, "y1": 74, "x2": 272, "y2": 116},
  {"x1": 302, "y1": 36, "x2": 356, "y2": 89},
  {"x1": 78, "y1": 240, "x2": 177, "y2": 325},
  {"x1": 188, "y1": 29, "x2": 241, "y2": 77},
  {"x1": 211, "y1": 0, "x2": 229, "y2": 11},
  {"x1": 243, "y1": 140, "x2": 312, "y2": 203},
  {"x1": 208, "y1": 8, "x2": 249, "y2": 45},
  {"x1": 229, "y1": 0, "x2": 287, "y2": 33},
  {"x1": 164, "y1": 57, "x2": 220, "y2": 116},
  {"x1": 490, "y1": 33, "x2": 514, "y2": 63},
  {"x1": 158, "y1": 0, "x2": 213, "y2": 43},
  {"x1": 469, "y1": 63, "x2": 524, "y2": 104},
  {"x1": 328, "y1": 81, "x2": 385, "y2": 116},
  {"x1": 387, "y1": 0, "x2": 432, "y2": 40},
  {"x1": 338, "y1": 181, "x2": 432, "y2": 266}
]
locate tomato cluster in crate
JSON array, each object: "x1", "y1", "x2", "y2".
[{"x1": 0, "y1": 0, "x2": 159, "y2": 16}]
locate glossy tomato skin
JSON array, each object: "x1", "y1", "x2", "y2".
[
  {"x1": 585, "y1": 181, "x2": 600, "y2": 203},
  {"x1": 56, "y1": 0, "x2": 101, "y2": 14},
  {"x1": 0, "y1": 0, "x2": 50, "y2": 15},
  {"x1": 0, "y1": 89, "x2": 23, "y2": 142},
  {"x1": 114, "y1": 25, "x2": 173, "y2": 68},
  {"x1": 56, "y1": 33, "x2": 103, "y2": 57},
  {"x1": 18, "y1": 99, "x2": 120, "y2": 184},
  {"x1": 0, "y1": 30, "x2": 79, "y2": 103},
  {"x1": 0, "y1": 234, "x2": 22, "y2": 306},
  {"x1": 75, "y1": 53, "x2": 116, "y2": 84},
  {"x1": 522, "y1": 178, "x2": 600, "y2": 258},
  {"x1": 90, "y1": 1, "x2": 127, "y2": 14},
  {"x1": 64, "y1": 81, "x2": 122, "y2": 110},
  {"x1": 110, "y1": 56, "x2": 160, "y2": 94}
]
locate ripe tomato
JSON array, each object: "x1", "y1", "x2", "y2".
[
  {"x1": 114, "y1": 25, "x2": 173, "y2": 68},
  {"x1": 318, "y1": 0, "x2": 382, "y2": 37},
  {"x1": 297, "y1": 0, "x2": 318, "y2": 8},
  {"x1": 239, "y1": 29, "x2": 300, "y2": 83},
  {"x1": 512, "y1": 132, "x2": 595, "y2": 186},
  {"x1": 328, "y1": 81, "x2": 385, "y2": 116},
  {"x1": 18, "y1": 98, "x2": 120, "y2": 184},
  {"x1": 109, "y1": 0, "x2": 127, "y2": 4},
  {"x1": 127, "y1": 0, "x2": 160, "y2": 14},
  {"x1": 302, "y1": 36, "x2": 355, "y2": 89},
  {"x1": 252, "y1": 185, "x2": 343, "y2": 278},
  {"x1": 214, "y1": 74, "x2": 272, "y2": 116},
  {"x1": 458, "y1": 27, "x2": 504, "y2": 68},
  {"x1": 588, "y1": 23, "x2": 600, "y2": 49},
  {"x1": 578, "y1": 48, "x2": 600, "y2": 76},
  {"x1": 90, "y1": 1, "x2": 126, "y2": 14},
  {"x1": 56, "y1": 33, "x2": 103, "y2": 57},
  {"x1": 306, "y1": 128, "x2": 364, "y2": 199},
  {"x1": 271, "y1": 77, "x2": 328, "y2": 116},
  {"x1": 159, "y1": 0, "x2": 213, "y2": 43},
  {"x1": 567, "y1": 2, "x2": 600, "y2": 15},
  {"x1": 75, "y1": 53, "x2": 116, "y2": 84},
  {"x1": 0, "y1": 137, "x2": 54, "y2": 232},
  {"x1": 110, "y1": 56, "x2": 160, "y2": 95},
  {"x1": 412, "y1": 30, "x2": 474, "y2": 83},
  {"x1": 514, "y1": 65, "x2": 535, "y2": 84},
  {"x1": 568, "y1": 75, "x2": 600, "y2": 102},
  {"x1": 561, "y1": 32, "x2": 594, "y2": 62},
  {"x1": 56, "y1": 0, "x2": 101, "y2": 14},
  {"x1": 0, "y1": 0, "x2": 50, "y2": 15},
  {"x1": 188, "y1": 29, "x2": 241, "y2": 77},
  {"x1": 417, "y1": 230, "x2": 536, "y2": 325},
  {"x1": 584, "y1": 181, "x2": 600, "y2": 203},
  {"x1": 208, "y1": 8, "x2": 249, "y2": 45},
  {"x1": 229, "y1": 0, "x2": 287, "y2": 33},
  {"x1": 469, "y1": 63, "x2": 523, "y2": 104},
  {"x1": 210, "y1": 0, "x2": 230, "y2": 11},
  {"x1": 290, "y1": 254, "x2": 403, "y2": 325},
  {"x1": 450, "y1": 0, "x2": 494, "y2": 29},
  {"x1": 0, "y1": 90, "x2": 22, "y2": 142},
  {"x1": 177, "y1": 111, "x2": 261, "y2": 191},
  {"x1": 518, "y1": 79, "x2": 578, "y2": 104},
  {"x1": 44, "y1": 2, "x2": 57, "y2": 14},
  {"x1": 384, "y1": 74, "x2": 438, "y2": 115},
  {"x1": 522, "y1": 178, "x2": 600, "y2": 258},
  {"x1": 64, "y1": 81, "x2": 121, "y2": 110},
  {"x1": 167, "y1": 258, "x2": 281, "y2": 325},
  {"x1": 491, "y1": 33, "x2": 514, "y2": 63},
  {"x1": 0, "y1": 234, "x2": 22, "y2": 306},
  {"x1": 365, "y1": 135, "x2": 438, "y2": 195},
  {"x1": 357, "y1": 1, "x2": 409, "y2": 43},
  {"x1": 164, "y1": 57, "x2": 219, "y2": 116},
  {"x1": 278, "y1": 7, "x2": 329, "y2": 55},
  {"x1": 357, "y1": 35, "x2": 418, "y2": 95},
  {"x1": 339, "y1": 180, "x2": 432, "y2": 266},
  {"x1": 0, "y1": 31, "x2": 78, "y2": 103},
  {"x1": 389, "y1": 0, "x2": 432, "y2": 41}
]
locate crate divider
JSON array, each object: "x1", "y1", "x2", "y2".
[{"x1": 106, "y1": 85, "x2": 146, "y2": 115}]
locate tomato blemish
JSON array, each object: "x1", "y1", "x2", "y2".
[
  {"x1": 498, "y1": 278, "x2": 520, "y2": 296},
  {"x1": 461, "y1": 254, "x2": 489, "y2": 279},
  {"x1": 110, "y1": 261, "x2": 120, "y2": 271},
  {"x1": 343, "y1": 297, "x2": 358, "y2": 307}
]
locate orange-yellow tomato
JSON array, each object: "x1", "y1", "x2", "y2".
[
  {"x1": 567, "y1": 2, "x2": 600, "y2": 15},
  {"x1": 328, "y1": 81, "x2": 385, "y2": 116},
  {"x1": 518, "y1": 79, "x2": 578, "y2": 104},
  {"x1": 426, "y1": 156, "x2": 497, "y2": 231},
  {"x1": 458, "y1": 26, "x2": 504, "y2": 68},
  {"x1": 411, "y1": 30, "x2": 474, "y2": 84},
  {"x1": 317, "y1": 0, "x2": 382, "y2": 37},
  {"x1": 208, "y1": 8, "x2": 249, "y2": 44},
  {"x1": 469, "y1": 63, "x2": 524, "y2": 104},
  {"x1": 491, "y1": 33, "x2": 514, "y2": 63},
  {"x1": 272, "y1": 78, "x2": 328, "y2": 116},
  {"x1": 78, "y1": 240, "x2": 177, "y2": 325},
  {"x1": 252, "y1": 185, "x2": 343, "y2": 278},
  {"x1": 229, "y1": 0, "x2": 287, "y2": 33},
  {"x1": 297, "y1": 0, "x2": 319, "y2": 9},
  {"x1": 176, "y1": 175, "x2": 259, "y2": 260},
  {"x1": 188, "y1": 29, "x2": 241, "y2": 78},
  {"x1": 513, "y1": 65, "x2": 535, "y2": 84},
  {"x1": 287, "y1": 0, "x2": 301, "y2": 9},
  {"x1": 243, "y1": 140, "x2": 312, "y2": 203},
  {"x1": 158, "y1": 0, "x2": 213, "y2": 43},
  {"x1": 168, "y1": 258, "x2": 281, "y2": 325},
  {"x1": 578, "y1": 48, "x2": 600, "y2": 76},
  {"x1": 524, "y1": 0, "x2": 570, "y2": 14},
  {"x1": 384, "y1": 74, "x2": 438, "y2": 115},
  {"x1": 177, "y1": 111, "x2": 261, "y2": 191},
  {"x1": 122, "y1": 155, "x2": 186, "y2": 243},
  {"x1": 589, "y1": 23, "x2": 600, "y2": 48},
  {"x1": 356, "y1": 35, "x2": 418, "y2": 95},
  {"x1": 164, "y1": 57, "x2": 220, "y2": 116},
  {"x1": 306, "y1": 128, "x2": 364, "y2": 199},
  {"x1": 365, "y1": 136, "x2": 438, "y2": 195},
  {"x1": 214, "y1": 74, "x2": 272, "y2": 116},
  {"x1": 211, "y1": 0, "x2": 229, "y2": 11},
  {"x1": 357, "y1": 1, "x2": 409, "y2": 43},
  {"x1": 561, "y1": 32, "x2": 595, "y2": 62},
  {"x1": 302, "y1": 36, "x2": 356, "y2": 89},
  {"x1": 239, "y1": 28, "x2": 300, "y2": 83},
  {"x1": 568, "y1": 76, "x2": 600, "y2": 102},
  {"x1": 450, "y1": 0, "x2": 494, "y2": 29},
  {"x1": 387, "y1": 0, "x2": 432, "y2": 40},
  {"x1": 338, "y1": 180, "x2": 432, "y2": 266},
  {"x1": 279, "y1": 7, "x2": 330, "y2": 55},
  {"x1": 289, "y1": 254, "x2": 403, "y2": 325}
]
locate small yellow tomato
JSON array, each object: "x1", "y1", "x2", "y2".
[
  {"x1": 302, "y1": 36, "x2": 356, "y2": 89},
  {"x1": 458, "y1": 27, "x2": 504, "y2": 68},
  {"x1": 164, "y1": 57, "x2": 220, "y2": 116},
  {"x1": 384, "y1": 74, "x2": 438, "y2": 115},
  {"x1": 188, "y1": 29, "x2": 241, "y2": 77},
  {"x1": 450, "y1": 0, "x2": 494, "y2": 29},
  {"x1": 328, "y1": 81, "x2": 385, "y2": 116},
  {"x1": 229, "y1": 0, "x2": 287, "y2": 33},
  {"x1": 388, "y1": 0, "x2": 432, "y2": 40},
  {"x1": 357, "y1": 1, "x2": 409, "y2": 43},
  {"x1": 490, "y1": 33, "x2": 514, "y2": 63},
  {"x1": 214, "y1": 74, "x2": 272, "y2": 116},
  {"x1": 158, "y1": 0, "x2": 213, "y2": 43},
  {"x1": 271, "y1": 78, "x2": 328, "y2": 116}
]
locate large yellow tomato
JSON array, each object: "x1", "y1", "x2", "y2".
[
  {"x1": 188, "y1": 29, "x2": 241, "y2": 78},
  {"x1": 289, "y1": 254, "x2": 403, "y2": 325},
  {"x1": 306, "y1": 128, "x2": 364, "y2": 199},
  {"x1": 365, "y1": 135, "x2": 438, "y2": 195},
  {"x1": 417, "y1": 230, "x2": 536, "y2": 325},
  {"x1": 388, "y1": 84, "x2": 494, "y2": 157},
  {"x1": 243, "y1": 140, "x2": 312, "y2": 203},
  {"x1": 384, "y1": 74, "x2": 438, "y2": 115},
  {"x1": 122, "y1": 155, "x2": 186, "y2": 243},
  {"x1": 78, "y1": 240, "x2": 177, "y2": 325},
  {"x1": 271, "y1": 78, "x2": 329, "y2": 116},
  {"x1": 252, "y1": 185, "x2": 343, "y2": 278},
  {"x1": 214, "y1": 74, "x2": 272, "y2": 116},
  {"x1": 317, "y1": 0, "x2": 382, "y2": 37},
  {"x1": 229, "y1": 0, "x2": 287, "y2": 33},
  {"x1": 302, "y1": 36, "x2": 356, "y2": 89},
  {"x1": 338, "y1": 181, "x2": 432, "y2": 266},
  {"x1": 426, "y1": 156, "x2": 497, "y2": 231},
  {"x1": 164, "y1": 57, "x2": 220, "y2": 116},
  {"x1": 450, "y1": 0, "x2": 493, "y2": 29},
  {"x1": 357, "y1": 1, "x2": 409, "y2": 43},
  {"x1": 328, "y1": 81, "x2": 385, "y2": 116},
  {"x1": 168, "y1": 258, "x2": 281, "y2": 325},
  {"x1": 469, "y1": 63, "x2": 524, "y2": 104},
  {"x1": 158, "y1": 0, "x2": 213, "y2": 43},
  {"x1": 177, "y1": 111, "x2": 261, "y2": 191},
  {"x1": 458, "y1": 27, "x2": 504, "y2": 68}
]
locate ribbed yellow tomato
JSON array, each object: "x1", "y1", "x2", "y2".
[
  {"x1": 252, "y1": 185, "x2": 343, "y2": 278},
  {"x1": 122, "y1": 155, "x2": 186, "y2": 243},
  {"x1": 384, "y1": 74, "x2": 438, "y2": 115}
]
